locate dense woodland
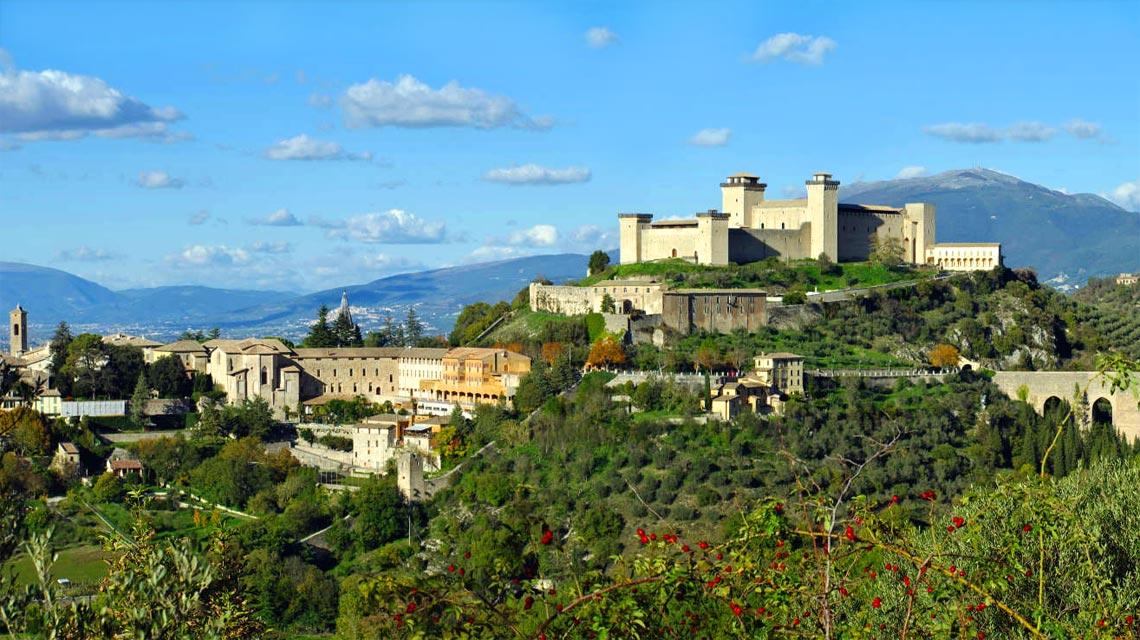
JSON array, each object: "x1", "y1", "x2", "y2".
[{"x1": 2, "y1": 263, "x2": 1139, "y2": 638}]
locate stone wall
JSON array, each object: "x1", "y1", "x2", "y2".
[
  {"x1": 530, "y1": 283, "x2": 592, "y2": 315},
  {"x1": 991, "y1": 371, "x2": 1140, "y2": 442},
  {"x1": 661, "y1": 290, "x2": 766, "y2": 335},
  {"x1": 728, "y1": 227, "x2": 812, "y2": 262}
]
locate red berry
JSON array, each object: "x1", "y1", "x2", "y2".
[
  {"x1": 845, "y1": 526, "x2": 855, "y2": 541},
  {"x1": 872, "y1": 597, "x2": 882, "y2": 608}
]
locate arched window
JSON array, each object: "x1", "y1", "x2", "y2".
[{"x1": 260, "y1": 367, "x2": 267, "y2": 386}]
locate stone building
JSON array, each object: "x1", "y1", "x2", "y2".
[
  {"x1": 185, "y1": 335, "x2": 529, "y2": 418},
  {"x1": 529, "y1": 280, "x2": 665, "y2": 316},
  {"x1": 1117, "y1": 273, "x2": 1138, "y2": 286},
  {"x1": 660, "y1": 289, "x2": 767, "y2": 335},
  {"x1": 9, "y1": 304, "x2": 27, "y2": 356},
  {"x1": 750, "y1": 352, "x2": 805, "y2": 396},
  {"x1": 619, "y1": 171, "x2": 999, "y2": 270}
]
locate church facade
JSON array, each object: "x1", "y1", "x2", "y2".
[{"x1": 619, "y1": 171, "x2": 1000, "y2": 271}]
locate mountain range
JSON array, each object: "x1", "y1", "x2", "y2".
[
  {"x1": 0, "y1": 254, "x2": 589, "y2": 347},
  {"x1": 842, "y1": 168, "x2": 1139, "y2": 289},
  {"x1": 2, "y1": 168, "x2": 1136, "y2": 347}
]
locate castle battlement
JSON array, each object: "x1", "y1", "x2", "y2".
[{"x1": 619, "y1": 170, "x2": 1000, "y2": 271}]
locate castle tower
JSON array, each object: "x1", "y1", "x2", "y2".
[
  {"x1": 720, "y1": 173, "x2": 767, "y2": 228},
  {"x1": 904, "y1": 203, "x2": 936, "y2": 264},
  {"x1": 398, "y1": 451, "x2": 426, "y2": 502},
  {"x1": 695, "y1": 211, "x2": 731, "y2": 265},
  {"x1": 618, "y1": 213, "x2": 653, "y2": 265},
  {"x1": 805, "y1": 172, "x2": 839, "y2": 261},
  {"x1": 10, "y1": 304, "x2": 28, "y2": 356}
]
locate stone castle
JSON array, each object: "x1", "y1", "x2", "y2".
[{"x1": 619, "y1": 171, "x2": 1001, "y2": 270}]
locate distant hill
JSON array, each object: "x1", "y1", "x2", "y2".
[
  {"x1": 0, "y1": 253, "x2": 590, "y2": 346},
  {"x1": 842, "y1": 168, "x2": 1140, "y2": 289},
  {"x1": 0, "y1": 262, "x2": 120, "y2": 323},
  {"x1": 218, "y1": 253, "x2": 591, "y2": 338}
]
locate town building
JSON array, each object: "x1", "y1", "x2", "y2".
[
  {"x1": 750, "y1": 352, "x2": 806, "y2": 396},
  {"x1": 9, "y1": 305, "x2": 27, "y2": 356},
  {"x1": 661, "y1": 289, "x2": 767, "y2": 335},
  {"x1": 1117, "y1": 273, "x2": 1138, "y2": 286},
  {"x1": 619, "y1": 171, "x2": 1000, "y2": 270},
  {"x1": 708, "y1": 352, "x2": 806, "y2": 420}
]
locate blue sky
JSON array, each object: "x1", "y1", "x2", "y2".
[{"x1": 1, "y1": 1, "x2": 1137, "y2": 293}]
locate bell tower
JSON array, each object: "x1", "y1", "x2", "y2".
[{"x1": 10, "y1": 304, "x2": 28, "y2": 356}]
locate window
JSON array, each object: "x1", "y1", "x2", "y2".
[{"x1": 260, "y1": 367, "x2": 267, "y2": 386}]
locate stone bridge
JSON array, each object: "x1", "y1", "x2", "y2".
[{"x1": 991, "y1": 371, "x2": 1140, "y2": 442}]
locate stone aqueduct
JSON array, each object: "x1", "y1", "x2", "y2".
[{"x1": 991, "y1": 371, "x2": 1140, "y2": 442}]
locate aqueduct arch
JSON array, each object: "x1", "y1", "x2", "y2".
[{"x1": 991, "y1": 371, "x2": 1140, "y2": 442}]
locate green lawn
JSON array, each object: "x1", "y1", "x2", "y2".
[{"x1": 4, "y1": 544, "x2": 109, "y2": 586}]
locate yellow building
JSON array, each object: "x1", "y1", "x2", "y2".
[{"x1": 420, "y1": 347, "x2": 531, "y2": 405}]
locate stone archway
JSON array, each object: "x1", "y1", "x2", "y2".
[{"x1": 1092, "y1": 397, "x2": 1113, "y2": 425}]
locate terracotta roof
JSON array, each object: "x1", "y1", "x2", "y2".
[
  {"x1": 156, "y1": 340, "x2": 208, "y2": 353},
  {"x1": 110, "y1": 459, "x2": 143, "y2": 470},
  {"x1": 757, "y1": 352, "x2": 804, "y2": 360},
  {"x1": 302, "y1": 394, "x2": 361, "y2": 406},
  {"x1": 103, "y1": 333, "x2": 163, "y2": 348},
  {"x1": 293, "y1": 347, "x2": 432, "y2": 359},
  {"x1": 60, "y1": 442, "x2": 79, "y2": 454},
  {"x1": 667, "y1": 289, "x2": 767, "y2": 295}
]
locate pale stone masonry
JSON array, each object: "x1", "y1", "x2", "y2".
[{"x1": 620, "y1": 171, "x2": 1000, "y2": 270}]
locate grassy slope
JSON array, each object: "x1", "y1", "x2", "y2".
[{"x1": 580, "y1": 259, "x2": 938, "y2": 292}]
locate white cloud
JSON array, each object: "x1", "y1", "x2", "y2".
[
  {"x1": 751, "y1": 33, "x2": 836, "y2": 65},
  {"x1": 506, "y1": 224, "x2": 559, "y2": 246},
  {"x1": 319, "y1": 209, "x2": 446, "y2": 244},
  {"x1": 1064, "y1": 118, "x2": 1110, "y2": 142},
  {"x1": 263, "y1": 134, "x2": 372, "y2": 161},
  {"x1": 1006, "y1": 121, "x2": 1056, "y2": 142},
  {"x1": 688, "y1": 128, "x2": 731, "y2": 147},
  {"x1": 247, "y1": 241, "x2": 292, "y2": 254},
  {"x1": 168, "y1": 245, "x2": 251, "y2": 267},
  {"x1": 0, "y1": 139, "x2": 21, "y2": 151},
  {"x1": 353, "y1": 252, "x2": 424, "y2": 271},
  {"x1": 482, "y1": 163, "x2": 591, "y2": 185},
  {"x1": 585, "y1": 27, "x2": 619, "y2": 48},
  {"x1": 56, "y1": 246, "x2": 116, "y2": 261},
  {"x1": 895, "y1": 166, "x2": 928, "y2": 179},
  {"x1": 1108, "y1": 178, "x2": 1140, "y2": 211},
  {"x1": 342, "y1": 75, "x2": 552, "y2": 130},
  {"x1": 462, "y1": 246, "x2": 536, "y2": 263},
  {"x1": 136, "y1": 170, "x2": 185, "y2": 189},
  {"x1": 780, "y1": 185, "x2": 806, "y2": 199},
  {"x1": 188, "y1": 210, "x2": 210, "y2": 226},
  {"x1": 0, "y1": 56, "x2": 187, "y2": 141},
  {"x1": 925, "y1": 119, "x2": 1109, "y2": 144},
  {"x1": 250, "y1": 208, "x2": 303, "y2": 226},
  {"x1": 569, "y1": 225, "x2": 605, "y2": 245},
  {"x1": 307, "y1": 92, "x2": 332, "y2": 108},
  {"x1": 923, "y1": 122, "x2": 1004, "y2": 143}
]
